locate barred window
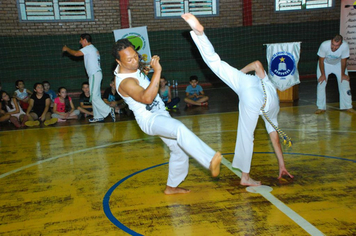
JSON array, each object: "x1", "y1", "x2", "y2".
[
  {"x1": 155, "y1": 0, "x2": 218, "y2": 18},
  {"x1": 276, "y1": 0, "x2": 333, "y2": 11},
  {"x1": 17, "y1": 0, "x2": 94, "y2": 22}
]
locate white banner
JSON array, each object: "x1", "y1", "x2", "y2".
[
  {"x1": 113, "y1": 26, "x2": 152, "y2": 64},
  {"x1": 266, "y1": 42, "x2": 301, "y2": 91},
  {"x1": 340, "y1": 0, "x2": 356, "y2": 71}
]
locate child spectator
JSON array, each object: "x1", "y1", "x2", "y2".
[
  {"x1": 184, "y1": 75, "x2": 209, "y2": 107},
  {"x1": 52, "y1": 87, "x2": 80, "y2": 121},
  {"x1": 25, "y1": 82, "x2": 57, "y2": 127},
  {"x1": 77, "y1": 82, "x2": 94, "y2": 117},
  {"x1": 1, "y1": 91, "x2": 29, "y2": 128},
  {"x1": 159, "y1": 76, "x2": 180, "y2": 109},
  {"x1": 43, "y1": 81, "x2": 57, "y2": 108},
  {"x1": 0, "y1": 82, "x2": 11, "y2": 124},
  {"x1": 103, "y1": 78, "x2": 129, "y2": 114},
  {"x1": 13, "y1": 80, "x2": 32, "y2": 111}
]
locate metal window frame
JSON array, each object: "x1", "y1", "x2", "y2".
[
  {"x1": 17, "y1": 0, "x2": 94, "y2": 22},
  {"x1": 154, "y1": 0, "x2": 219, "y2": 18},
  {"x1": 275, "y1": 0, "x2": 333, "y2": 12}
]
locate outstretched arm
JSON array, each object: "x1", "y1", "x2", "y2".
[
  {"x1": 62, "y1": 45, "x2": 84, "y2": 57},
  {"x1": 269, "y1": 131, "x2": 294, "y2": 179},
  {"x1": 240, "y1": 60, "x2": 266, "y2": 79}
]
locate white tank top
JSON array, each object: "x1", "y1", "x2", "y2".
[{"x1": 114, "y1": 66, "x2": 167, "y2": 131}]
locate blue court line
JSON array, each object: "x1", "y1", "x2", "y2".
[
  {"x1": 103, "y1": 162, "x2": 168, "y2": 236},
  {"x1": 103, "y1": 152, "x2": 355, "y2": 235}
]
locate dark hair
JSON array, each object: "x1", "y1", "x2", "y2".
[
  {"x1": 112, "y1": 38, "x2": 135, "y2": 61},
  {"x1": 80, "y1": 33, "x2": 92, "y2": 43},
  {"x1": 58, "y1": 87, "x2": 71, "y2": 112},
  {"x1": 189, "y1": 75, "x2": 198, "y2": 82},
  {"x1": 333, "y1": 34, "x2": 343, "y2": 43},
  {"x1": 1, "y1": 91, "x2": 14, "y2": 111},
  {"x1": 160, "y1": 75, "x2": 166, "y2": 81},
  {"x1": 81, "y1": 81, "x2": 89, "y2": 87},
  {"x1": 33, "y1": 82, "x2": 43, "y2": 91},
  {"x1": 42, "y1": 81, "x2": 50, "y2": 85},
  {"x1": 15, "y1": 80, "x2": 24, "y2": 87}
]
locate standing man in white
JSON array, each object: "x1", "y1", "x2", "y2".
[
  {"x1": 112, "y1": 38, "x2": 222, "y2": 195},
  {"x1": 315, "y1": 34, "x2": 356, "y2": 114},
  {"x1": 182, "y1": 13, "x2": 293, "y2": 186},
  {"x1": 62, "y1": 33, "x2": 115, "y2": 122}
]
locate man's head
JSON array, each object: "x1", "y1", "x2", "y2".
[
  {"x1": 331, "y1": 34, "x2": 343, "y2": 52},
  {"x1": 80, "y1": 33, "x2": 92, "y2": 47},
  {"x1": 189, "y1": 75, "x2": 199, "y2": 88},
  {"x1": 112, "y1": 39, "x2": 139, "y2": 72}
]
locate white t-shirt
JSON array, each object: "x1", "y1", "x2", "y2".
[
  {"x1": 317, "y1": 40, "x2": 350, "y2": 65},
  {"x1": 80, "y1": 44, "x2": 101, "y2": 77},
  {"x1": 114, "y1": 66, "x2": 167, "y2": 132}
]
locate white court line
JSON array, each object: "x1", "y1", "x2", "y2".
[
  {"x1": 221, "y1": 156, "x2": 325, "y2": 236},
  {"x1": 0, "y1": 138, "x2": 149, "y2": 180}
]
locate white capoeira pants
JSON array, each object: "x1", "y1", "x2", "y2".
[
  {"x1": 89, "y1": 71, "x2": 111, "y2": 119},
  {"x1": 190, "y1": 32, "x2": 279, "y2": 173},
  {"x1": 143, "y1": 111, "x2": 216, "y2": 187},
  {"x1": 316, "y1": 62, "x2": 352, "y2": 110}
]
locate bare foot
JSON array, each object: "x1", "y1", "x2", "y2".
[
  {"x1": 181, "y1": 13, "x2": 204, "y2": 35},
  {"x1": 209, "y1": 152, "x2": 222, "y2": 177},
  {"x1": 315, "y1": 109, "x2": 326, "y2": 114},
  {"x1": 240, "y1": 173, "x2": 261, "y2": 186},
  {"x1": 164, "y1": 186, "x2": 191, "y2": 195}
]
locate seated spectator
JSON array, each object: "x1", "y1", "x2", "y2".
[
  {"x1": 184, "y1": 75, "x2": 209, "y2": 107},
  {"x1": 77, "y1": 82, "x2": 93, "y2": 118},
  {"x1": 159, "y1": 76, "x2": 180, "y2": 110},
  {"x1": 13, "y1": 79, "x2": 32, "y2": 112},
  {"x1": 43, "y1": 80, "x2": 57, "y2": 108},
  {"x1": 103, "y1": 78, "x2": 129, "y2": 114},
  {"x1": 52, "y1": 87, "x2": 80, "y2": 121},
  {"x1": 25, "y1": 82, "x2": 57, "y2": 127},
  {"x1": 1, "y1": 91, "x2": 29, "y2": 128}
]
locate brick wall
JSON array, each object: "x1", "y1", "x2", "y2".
[{"x1": 0, "y1": 0, "x2": 340, "y2": 36}]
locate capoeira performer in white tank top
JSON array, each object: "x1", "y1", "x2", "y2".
[
  {"x1": 112, "y1": 38, "x2": 222, "y2": 195},
  {"x1": 182, "y1": 13, "x2": 293, "y2": 186}
]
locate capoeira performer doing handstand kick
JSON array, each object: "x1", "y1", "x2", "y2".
[
  {"x1": 182, "y1": 13, "x2": 294, "y2": 186},
  {"x1": 112, "y1": 38, "x2": 222, "y2": 195}
]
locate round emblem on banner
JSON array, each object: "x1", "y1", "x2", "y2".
[
  {"x1": 122, "y1": 32, "x2": 147, "y2": 52},
  {"x1": 269, "y1": 52, "x2": 296, "y2": 78}
]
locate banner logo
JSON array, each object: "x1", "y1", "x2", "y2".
[
  {"x1": 113, "y1": 26, "x2": 152, "y2": 63},
  {"x1": 269, "y1": 52, "x2": 296, "y2": 78}
]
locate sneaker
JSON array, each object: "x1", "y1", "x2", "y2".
[
  {"x1": 89, "y1": 117, "x2": 104, "y2": 123},
  {"x1": 201, "y1": 102, "x2": 209, "y2": 106},
  {"x1": 110, "y1": 107, "x2": 116, "y2": 122},
  {"x1": 25, "y1": 120, "x2": 40, "y2": 127},
  {"x1": 44, "y1": 118, "x2": 58, "y2": 126}
]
